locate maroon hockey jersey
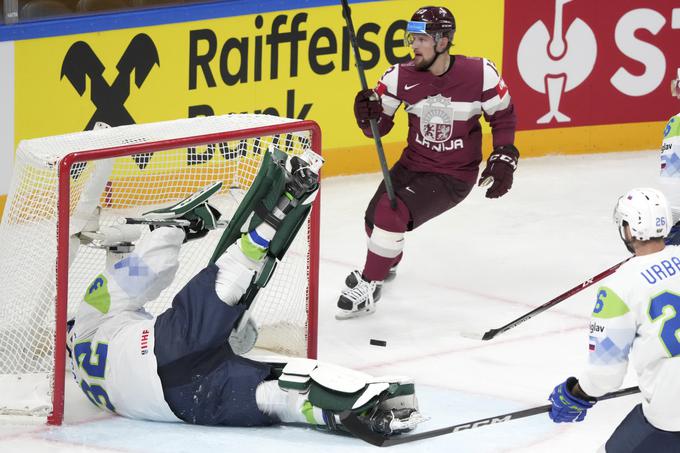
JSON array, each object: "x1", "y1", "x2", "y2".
[{"x1": 364, "y1": 55, "x2": 516, "y2": 184}]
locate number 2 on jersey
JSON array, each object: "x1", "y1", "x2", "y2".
[{"x1": 648, "y1": 292, "x2": 680, "y2": 357}]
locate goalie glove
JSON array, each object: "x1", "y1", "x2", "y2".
[{"x1": 478, "y1": 144, "x2": 519, "y2": 199}]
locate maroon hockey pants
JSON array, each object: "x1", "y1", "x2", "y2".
[{"x1": 362, "y1": 162, "x2": 473, "y2": 281}]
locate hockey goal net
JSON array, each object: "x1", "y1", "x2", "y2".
[{"x1": 0, "y1": 114, "x2": 321, "y2": 425}]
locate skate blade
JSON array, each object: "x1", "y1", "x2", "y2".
[
  {"x1": 334, "y1": 307, "x2": 376, "y2": 320},
  {"x1": 389, "y1": 411, "x2": 430, "y2": 433}
]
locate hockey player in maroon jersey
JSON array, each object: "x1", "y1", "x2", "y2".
[{"x1": 337, "y1": 6, "x2": 518, "y2": 319}]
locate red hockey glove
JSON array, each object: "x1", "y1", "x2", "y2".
[
  {"x1": 353, "y1": 89, "x2": 383, "y2": 129},
  {"x1": 479, "y1": 144, "x2": 519, "y2": 199}
]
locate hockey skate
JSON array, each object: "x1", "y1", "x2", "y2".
[
  {"x1": 336, "y1": 271, "x2": 382, "y2": 320},
  {"x1": 210, "y1": 147, "x2": 323, "y2": 264},
  {"x1": 343, "y1": 265, "x2": 398, "y2": 290},
  {"x1": 352, "y1": 404, "x2": 427, "y2": 436},
  {"x1": 282, "y1": 150, "x2": 322, "y2": 201}
]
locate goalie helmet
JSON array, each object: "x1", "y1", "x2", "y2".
[
  {"x1": 613, "y1": 188, "x2": 672, "y2": 243},
  {"x1": 405, "y1": 6, "x2": 456, "y2": 47}
]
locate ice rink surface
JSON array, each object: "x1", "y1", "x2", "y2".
[{"x1": 0, "y1": 150, "x2": 662, "y2": 452}]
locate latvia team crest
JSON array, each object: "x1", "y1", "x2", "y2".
[{"x1": 420, "y1": 94, "x2": 454, "y2": 143}]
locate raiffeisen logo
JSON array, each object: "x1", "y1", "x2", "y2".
[
  {"x1": 517, "y1": 0, "x2": 596, "y2": 125},
  {"x1": 61, "y1": 34, "x2": 160, "y2": 131}
]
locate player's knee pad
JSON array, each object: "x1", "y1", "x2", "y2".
[
  {"x1": 373, "y1": 194, "x2": 410, "y2": 232},
  {"x1": 228, "y1": 316, "x2": 258, "y2": 355}
]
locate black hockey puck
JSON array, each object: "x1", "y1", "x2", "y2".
[{"x1": 370, "y1": 339, "x2": 387, "y2": 347}]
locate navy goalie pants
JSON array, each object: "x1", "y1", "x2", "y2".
[
  {"x1": 605, "y1": 404, "x2": 680, "y2": 453},
  {"x1": 153, "y1": 264, "x2": 275, "y2": 427}
]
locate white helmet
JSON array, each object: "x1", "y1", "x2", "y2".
[{"x1": 613, "y1": 188, "x2": 672, "y2": 241}]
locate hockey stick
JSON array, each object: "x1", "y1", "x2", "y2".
[
  {"x1": 340, "y1": 0, "x2": 397, "y2": 210},
  {"x1": 341, "y1": 385, "x2": 640, "y2": 447},
  {"x1": 120, "y1": 217, "x2": 229, "y2": 228},
  {"x1": 463, "y1": 257, "x2": 631, "y2": 341}
]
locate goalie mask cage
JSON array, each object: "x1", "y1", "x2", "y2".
[{"x1": 0, "y1": 114, "x2": 321, "y2": 425}]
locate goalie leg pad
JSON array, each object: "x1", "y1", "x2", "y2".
[
  {"x1": 277, "y1": 358, "x2": 420, "y2": 431},
  {"x1": 210, "y1": 147, "x2": 319, "y2": 266},
  {"x1": 209, "y1": 149, "x2": 287, "y2": 264}
]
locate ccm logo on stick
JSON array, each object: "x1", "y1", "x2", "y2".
[{"x1": 453, "y1": 416, "x2": 513, "y2": 431}]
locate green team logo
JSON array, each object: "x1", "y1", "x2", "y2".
[{"x1": 84, "y1": 274, "x2": 111, "y2": 314}]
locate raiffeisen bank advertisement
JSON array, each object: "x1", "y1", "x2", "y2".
[{"x1": 0, "y1": 0, "x2": 677, "y2": 216}]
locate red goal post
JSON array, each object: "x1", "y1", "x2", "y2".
[{"x1": 0, "y1": 115, "x2": 321, "y2": 425}]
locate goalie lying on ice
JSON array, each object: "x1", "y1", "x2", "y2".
[{"x1": 66, "y1": 148, "x2": 425, "y2": 437}]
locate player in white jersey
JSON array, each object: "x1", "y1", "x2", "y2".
[
  {"x1": 67, "y1": 149, "x2": 424, "y2": 436},
  {"x1": 548, "y1": 188, "x2": 680, "y2": 452},
  {"x1": 660, "y1": 68, "x2": 680, "y2": 245}
]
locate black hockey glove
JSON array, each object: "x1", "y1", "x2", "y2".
[
  {"x1": 478, "y1": 144, "x2": 519, "y2": 199},
  {"x1": 354, "y1": 89, "x2": 383, "y2": 129}
]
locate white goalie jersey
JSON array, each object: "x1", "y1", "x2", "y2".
[
  {"x1": 67, "y1": 227, "x2": 184, "y2": 422},
  {"x1": 578, "y1": 246, "x2": 680, "y2": 431}
]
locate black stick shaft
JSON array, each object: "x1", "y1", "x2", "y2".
[
  {"x1": 382, "y1": 385, "x2": 640, "y2": 446},
  {"x1": 122, "y1": 218, "x2": 190, "y2": 227},
  {"x1": 340, "y1": 0, "x2": 397, "y2": 209},
  {"x1": 480, "y1": 258, "x2": 630, "y2": 340}
]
